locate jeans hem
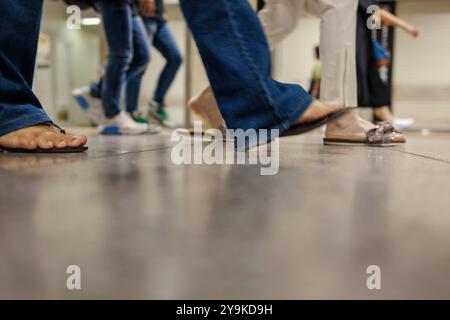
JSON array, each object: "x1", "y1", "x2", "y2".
[
  {"x1": 104, "y1": 110, "x2": 121, "y2": 120},
  {"x1": 283, "y1": 94, "x2": 314, "y2": 131},
  {"x1": 0, "y1": 109, "x2": 52, "y2": 136}
]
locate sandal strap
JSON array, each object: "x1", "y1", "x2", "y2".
[
  {"x1": 379, "y1": 120, "x2": 402, "y2": 134},
  {"x1": 46, "y1": 122, "x2": 66, "y2": 134},
  {"x1": 366, "y1": 122, "x2": 399, "y2": 144}
]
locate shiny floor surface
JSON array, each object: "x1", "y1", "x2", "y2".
[{"x1": 1, "y1": 131, "x2": 450, "y2": 299}]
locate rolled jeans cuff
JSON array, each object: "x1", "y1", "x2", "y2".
[{"x1": 0, "y1": 104, "x2": 52, "y2": 136}]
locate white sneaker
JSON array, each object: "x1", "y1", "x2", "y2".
[
  {"x1": 72, "y1": 87, "x2": 104, "y2": 126},
  {"x1": 147, "y1": 122, "x2": 162, "y2": 134},
  {"x1": 98, "y1": 112, "x2": 149, "y2": 135},
  {"x1": 393, "y1": 118, "x2": 415, "y2": 131}
]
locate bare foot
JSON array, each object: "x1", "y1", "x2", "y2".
[
  {"x1": 373, "y1": 106, "x2": 394, "y2": 122},
  {"x1": 0, "y1": 124, "x2": 87, "y2": 151},
  {"x1": 325, "y1": 108, "x2": 375, "y2": 136},
  {"x1": 297, "y1": 100, "x2": 344, "y2": 124},
  {"x1": 188, "y1": 87, "x2": 225, "y2": 129}
]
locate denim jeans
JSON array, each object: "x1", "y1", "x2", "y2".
[
  {"x1": 90, "y1": 78, "x2": 103, "y2": 99},
  {"x1": 126, "y1": 19, "x2": 183, "y2": 111},
  {"x1": 179, "y1": 0, "x2": 313, "y2": 139},
  {"x1": 0, "y1": 0, "x2": 52, "y2": 136},
  {"x1": 94, "y1": 0, "x2": 150, "y2": 118}
]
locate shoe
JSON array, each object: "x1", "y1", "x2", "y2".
[
  {"x1": 130, "y1": 111, "x2": 149, "y2": 124},
  {"x1": 98, "y1": 112, "x2": 149, "y2": 135},
  {"x1": 323, "y1": 122, "x2": 406, "y2": 146},
  {"x1": 130, "y1": 111, "x2": 162, "y2": 134},
  {"x1": 72, "y1": 87, "x2": 104, "y2": 126},
  {"x1": 146, "y1": 122, "x2": 162, "y2": 134},
  {"x1": 393, "y1": 118, "x2": 415, "y2": 131},
  {"x1": 148, "y1": 100, "x2": 178, "y2": 128}
]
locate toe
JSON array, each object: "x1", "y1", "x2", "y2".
[
  {"x1": 19, "y1": 136, "x2": 38, "y2": 150},
  {"x1": 55, "y1": 139, "x2": 67, "y2": 149},
  {"x1": 36, "y1": 135, "x2": 55, "y2": 149},
  {"x1": 48, "y1": 131, "x2": 74, "y2": 149},
  {"x1": 67, "y1": 134, "x2": 88, "y2": 147},
  {"x1": 394, "y1": 133, "x2": 406, "y2": 143}
]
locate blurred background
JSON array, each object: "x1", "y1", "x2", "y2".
[{"x1": 35, "y1": 0, "x2": 450, "y2": 131}]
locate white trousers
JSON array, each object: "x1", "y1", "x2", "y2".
[{"x1": 258, "y1": 0, "x2": 358, "y2": 106}]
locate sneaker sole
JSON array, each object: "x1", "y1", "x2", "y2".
[{"x1": 99, "y1": 126, "x2": 147, "y2": 135}]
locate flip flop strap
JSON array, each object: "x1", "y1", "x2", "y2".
[{"x1": 46, "y1": 122, "x2": 66, "y2": 135}]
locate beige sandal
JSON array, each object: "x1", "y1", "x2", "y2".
[{"x1": 324, "y1": 122, "x2": 406, "y2": 146}]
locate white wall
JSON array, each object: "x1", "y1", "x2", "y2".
[
  {"x1": 35, "y1": 1, "x2": 102, "y2": 125},
  {"x1": 393, "y1": 0, "x2": 450, "y2": 126}
]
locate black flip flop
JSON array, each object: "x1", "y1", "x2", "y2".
[
  {"x1": 281, "y1": 107, "x2": 355, "y2": 137},
  {"x1": 0, "y1": 123, "x2": 88, "y2": 154}
]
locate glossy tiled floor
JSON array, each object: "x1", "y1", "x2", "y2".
[{"x1": 1, "y1": 131, "x2": 450, "y2": 299}]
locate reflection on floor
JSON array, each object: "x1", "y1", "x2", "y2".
[{"x1": 1, "y1": 130, "x2": 450, "y2": 299}]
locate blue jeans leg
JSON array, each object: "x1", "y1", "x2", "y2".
[
  {"x1": 90, "y1": 78, "x2": 102, "y2": 99},
  {"x1": 125, "y1": 17, "x2": 151, "y2": 113},
  {"x1": 179, "y1": 0, "x2": 312, "y2": 136},
  {"x1": 125, "y1": 19, "x2": 157, "y2": 114},
  {"x1": 91, "y1": 16, "x2": 150, "y2": 113},
  {"x1": 151, "y1": 22, "x2": 183, "y2": 105},
  {"x1": 95, "y1": 1, "x2": 149, "y2": 118},
  {"x1": 0, "y1": 0, "x2": 52, "y2": 136}
]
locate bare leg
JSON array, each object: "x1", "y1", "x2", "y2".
[{"x1": 374, "y1": 106, "x2": 394, "y2": 122}]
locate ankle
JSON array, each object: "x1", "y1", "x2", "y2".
[
  {"x1": 188, "y1": 97, "x2": 203, "y2": 113},
  {"x1": 373, "y1": 106, "x2": 393, "y2": 122}
]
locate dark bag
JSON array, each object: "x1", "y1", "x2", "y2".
[{"x1": 63, "y1": 0, "x2": 93, "y2": 10}]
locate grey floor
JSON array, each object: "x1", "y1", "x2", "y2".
[{"x1": 1, "y1": 130, "x2": 450, "y2": 299}]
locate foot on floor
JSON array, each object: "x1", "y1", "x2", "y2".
[
  {"x1": 325, "y1": 108, "x2": 406, "y2": 146},
  {"x1": 0, "y1": 124, "x2": 88, "y2": 153},
  {"x1": 188, "y1": 87, "x2": 225, "y2": 129}
]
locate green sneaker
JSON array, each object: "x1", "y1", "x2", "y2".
[
  {"x1": 130, "y1": 112, "x2": 149, "y2": 124},
  {"x1": 130, "y1": 112, "x2": 161, "y2": 134},
  {"x1": 157, "y1": 109, "x2": 169, "y2": 122},
  {"x1": 148, "y1": 101, "x2": 178, "y2": 128},
  {"x1": 148, "y1": 101, "x2": 165, "y2": 122}
]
